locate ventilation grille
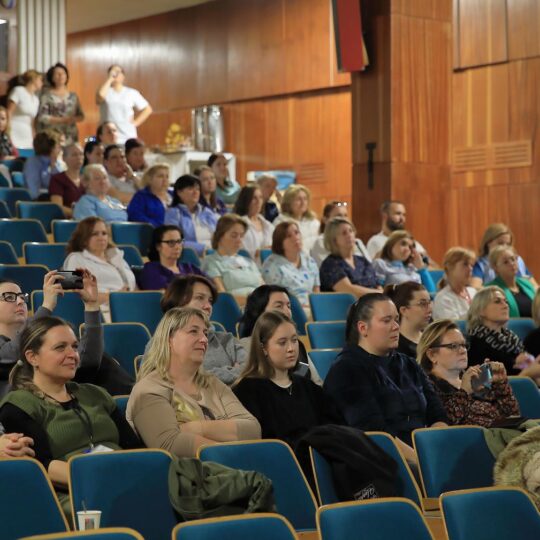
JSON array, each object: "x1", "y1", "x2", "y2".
[{"x1": 453, "y1": 140, "x2": 531, "y2": 172}]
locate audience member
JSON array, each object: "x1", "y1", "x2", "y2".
[
  {"x1": 103, "y1": 144, "x2": 140, "y2": 205},
  {"x1": 311, "y1": 201, "x2": 370, "y2": 266},
  {"x1": 0, "y1": 432, "x2": 34, "y2": 458},
  {"x1": 323, "y1": 294, "x2": 448, "y2": 464},
  {"x1": 233, "y1": 185, "x2": 274, "y2": 260},
  {"x1": 127, "y1": 307, "x2": 260, "y2": 457},
  {"x1": 37, "y1": 62, "x2": 84, "y2": 145},
  {"x1": 256, "y1": 174, "x2": 281, "y2": 223},
  {"x1": 96, "y1": 121, "x2": 119, "y2": 146},
  {"x1": 234, "y1": 311, "x2": 341, "y2": 447},
  {"x1": 385, "y1": 281, "x2": 432, "y2": 358},
  {"x1": 432, "y1": 247, "x2": 477, "y2": 320},
  {"x1": 320, "y1": 217, "x2": 379, "y2": 296},
  {"x1": 83, "y1": 139, "x2": 104, "y2": 166},
  {"x1": 127, "y1": 163, "x2": 171, "y2": 226},
  {"x1": 23, "y1": 130, "x2": 63, "y2": 199},
  {"x1": 48, "y1": 143, "x2": 85, "y2": 217},
  {"x1": 124, "y1": 137, "x2": 147, "y2": 174},
  {"x1": 208, "y1": 153, "x2": 240, "y2": 204},
  {"x1": 0, "y1": 105, "x2": 18, "y2": 160},
  {"x1": 273, "y1": 185, "x2": 320, "y2": 253},
  {"x1": 138, "y1": 225, "x2": 204, "y2": 290},
  {"x1": 524, "y1": 290, "x2": 540, "y2": 357},
  {"x1": 262, "y1": 222, "x2": 320, "y2": 308},
  {"x1": 63, "y1": 217, "x2": 136, "y2": 309},
  {"x1": 164, "y1": 174, "x2": 218, "y2": 256},
  {"x1": 202, "y1": 214, "x2": 264, "y2": 299},
  {"x1": 96, "y1": 64, "x2": 152, "y2": 144},
  {"x1": 485, "y1": 246, "x2": 536, "y2": 318},
  {"x1": 73, "y1": 164, "x2": 127, "y2": 222},
  {"x1": 418, "y1": 319, "x2": 520, "y2": 427},
  {"x1": 471, "y1": 223, "x2": 536, "y2": 288},
  {"x1": 198, "y1": 165, "x2": 226, "y2": 216},
  {"x1": 372, "y1": 231, "x2": 434, "y2": 289},
  {"x1": 7, "y1": 70, "x2": 43, "y2": 149}
]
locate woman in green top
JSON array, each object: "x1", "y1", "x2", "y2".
[{"x1": 0, "y1": 316, "x2": 140, "y2": 493}]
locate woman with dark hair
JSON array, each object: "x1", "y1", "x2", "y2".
[
  {"x1": 164, "y1": 174, "x2": 218, "y2": 256},
  {"x1": 138, "y1": 225, "x2": 204, "y2": 290},
  {"x1": 83, "y1": 140, "x2": 105, "y2": 166},
  {"x1": 324, "y1": 293, "x2": 448, "y2": 462},
  {"x1": 96, "y1": 121, "x2": 119, "y2": 146},
  {"x1": 198, "y1": 165, "x2": 226, "y2": 216},
  {"x1": 125, "y1": 138, "x2": 147, "y2": 174},
  {"x1": 37, "y1": 62, "x2": 84, "y2": 145},
  {"x1": 208, "y1": 153, "x2": 240, "y2": 204},
  {"x1": 49, "y1": 143, "x2": 85, "y2": 217},
  {"x1": 233, "y1": 185, "x2": 274, "y2": 260},
  {"x1": 233, "y1": 311, "x2": 341, "y2": 447},
  {"x1": 103, "y1": 144, "x2": 140, "y2": 205}
]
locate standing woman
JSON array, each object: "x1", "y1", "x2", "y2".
[
  {"x1": 37, "y1": 63, "x2": 84, "y2": 145},
  {"x1": 208, "y1": 153, "x2": 240, "y2": 204},
  {"x1": 49, "y1": 143, "x2": 85, "y2": 217},
  {"x1": 233, "y1": 185, "x2": 274, "y2": 260},
  {"x1": 198, "y1": 165, "x2": 227, "y2": 216},
  {"x1": 7, "y1": 70, "x2": 43, "y2": 150}
]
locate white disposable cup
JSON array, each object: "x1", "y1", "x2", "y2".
[{"x1": 77, "y1": 510, "x2": 102, "y2": 530}]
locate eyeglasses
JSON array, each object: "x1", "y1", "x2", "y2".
[
  {"x1": 431, "y1": 342, "x2": 470, "y2": 352},
  {"x1": 160, "y1": 239, "x2": 183, "y2": 247},
  {"x1": 0, "y1": 292, "x2": 29, "y2": 303},
  {"x1": 409, "y1": 300, "x2": 433, "y2": 309},
  {"x1": 334, "y1": 202, "x2": 348, "y2": 207}
]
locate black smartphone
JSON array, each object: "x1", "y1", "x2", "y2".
[{"x1": 55, "y1": 270, "x2": 84, "y2": 290}]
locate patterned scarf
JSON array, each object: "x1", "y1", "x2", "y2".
[{"x1": 468, "y1": 324, "x2": 524, "y2": 355}]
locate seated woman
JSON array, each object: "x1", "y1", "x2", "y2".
[
  {"x1": 127, "y1": 306, "x2": 260, "y2": 457},
  {"x1": 63, "y1": 217, "x2": 136, "y2": 310},
  {"x1": 273, "y1": 185, "x2": 320, "y2": 253},
  {"x1": 320, "y1": 217, "x2": 380, "y2": 297},
  {"x1": 23, "y1": 129, "x2": 63, "y2": 199},
  {"x1": 467, "y1": 286, "x2": 540, "y2": 384},
  {"x1": 208, "y1": 153, "x2": 241, "y2": 204},
  {"x1": 198, "y1": 165, "x2": 226, "y2": 216},
  {"x1": 125, "y1": 138, "x2": 147, "y2": 175},
  {"x1": 385, "y1": 281, "x2": 432, "y2": 359},
  {"x1": 127, "y1": 163, "x2": 171, "y2": 227},
  {"x1": 233, "y1": 185, "x2": 274, "y2": 261},
  {"x1": 432, "y1": 247, "x2": 477, "y2": 320},
  {"x1": 104, "y1": 144, "x2": 140, "y2": 205},
  {"x1": 471, "y1": 223, "x2": 536, "y2": 289},
  {"x1": 256, "y1": 175, "x2": 281, "y2": 223},
  {"x1": 233, "y1": 311, "x2": 341, "y2": 447},
  {"x1": 96, "y1": 121, "x2": 119, "y2": 146},
  {"x1": 164, "y1": 174, "x2": 218, "y2": 256},
  {"x1": 262, "y1": 221, "x2": 320, "y2": 308},
  {"x1": 202, "y1": 214, "x2": 264, "y2": 299},
  {"x1": 485, "y1": 245, "x2": 536, "y2": 318},
  {"x1": 524, "y1": 291, "x2": 540, "y2": 356},
  {"x1": 73, "y1": 164, "x2": 127, "y2": 222},
  {"x1": 49, "y1": 143, "x2": 85, "y2": 217},
  {"x1": 311, "y1": 201, "x2": 371, "y2": 266},
  {"x1": 138, "y1": 225, "x2": 204, "y2": 290},
  {"x1": 371, "y1": 230, "x2": 435, "y2": 290},
  {"x1": 238, "y1": 284, "x2": 322, "y2": 384},
  {"x1": 83, "y1": 139, "x2": 104, "y2": 166},
  {"x1": 323, "y1": 293, "x2": 448, "y2": 463},
  {"x1": 418, "y1": 319, "x2": 520, "y2": 427},
  {"x1": 0, "y1": 432, "x2": 34, "y2": 458},
  {"x1": 0, "y1": 316, "x2": 140, "y2": 509},
  {"x1": 157, "y1": 275, "x2": 247, "y2": 384}
]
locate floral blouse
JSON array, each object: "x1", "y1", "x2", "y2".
[{"x1": 37, "y1": 90, "x2": 84, "y2": 144}]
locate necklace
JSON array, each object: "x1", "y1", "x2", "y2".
[{"x1": 273, "y1": 379, "x2": 293, "y2": 395}]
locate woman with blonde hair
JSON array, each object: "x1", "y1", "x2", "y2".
[
  {"x1": 198, "y1": 165, "x2": 227, "y2": 216},
  {"x1": 273, "y1": 185, "x2": 320, "y2": 252},
  {"x1": 127, "y1": 163, "x2": 171, "y2": 226},
  {"x1": 524, "y1": 290, "x2": 540, "y2": 356},
  {"x1": 471, "y1": 223, "x2": 536, "y2": 288},
  {"x1": 432, "y1": 247, "x2": 477, "y2": 320},
  {"x1": 127, "y1": 307, "x2": 260, "y2": 457}
]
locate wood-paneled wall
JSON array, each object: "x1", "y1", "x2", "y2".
[{"x1": 66, "y1": 0, "x2": 351, "y2": 214}]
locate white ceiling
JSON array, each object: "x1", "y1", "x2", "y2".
[{"x1": 66, "y1": 0, "x2": 214, "y2": 33}]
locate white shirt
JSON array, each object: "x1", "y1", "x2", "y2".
[
  {"x1": 241, "y1": 215, "x2": 274, "y2": 259},
  {"x1": 366, "y1": 231, "x2": 427, "y2": 259},
  {"x1": 99, "y1": 86, "x2": 149, "y2": 144},
  {"x1": 8, "y1": 86, "x2": 39, "y2": 149},
  {"x1": 432, "y1": 285, "x2": 477, "y2": 321},
  {"x1": 310, "y1": 235, "x2": 371, "y2": 267},
  {"x1": 193, "y1": 214, "x2": 213, "y2": 249},
  {"x1": 273, "y1": 213, "x2": 321, "y2": 253}
]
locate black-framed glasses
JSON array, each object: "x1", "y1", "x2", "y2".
[
  {"x1": 431, "y1": 342, "x2": 470, "y2": 352},
  {"x1": 0, "y1": 292, "x2": 29, "y2": 303},
  {"x1": 160, "y1": 239, "x2": 183, "y2": 247}
]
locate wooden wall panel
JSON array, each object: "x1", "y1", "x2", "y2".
[
  {"x1": 392, "y1": 0, "x2": 452, "y2": 20},
  {"x1": 507, "y1": 0, "x2": 540, "y2": 60}
]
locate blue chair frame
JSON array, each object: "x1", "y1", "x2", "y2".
[
  {"x1": 309, "y1": 293, "x2": 355, "y2": 322},
  {"x1": 109, "y1": 291, "x2": 163, "y2": 334},
  {"x1": 0, "y1": 199, "x2": 11, "y2": 217},
  {"x1": 306, "y1": 321, "x2": 346, "y2": 350},
  {"x1": 508, "y1": 376, "x2": 540, "y2": 418},
  {"x1": 0, "y1": 187, "x2": 32, "y2": 215},
  {"x1": 24, "y1": 243, "x2": 68, "y2": 269},
  {"x1": 211, "y1": 292, "x2": 242, "y2": 334},
  {"x1": 52, "y1": 220, "x2": 79, "y2": 243},
  {"x1": 0, "y1": 218, "x2": 48, "y2": 256},
  {"x1": 117, "y1": 244, "x2": 144, "y2": 267},
  {"x1": 507, "y1": 318, "x2": 536, "y2": 341},
  {"x1": 308, "y1": 349, "x2": 339, "y2": 382},
  {"x1": 0, "y1": 264, "x2": 48, "y2": 293},
  {"x1": 16, "y1": 201, "x2": 65, "y2": 233},
  {"x1": 111, "y1": 222, "x2": 153, "y2": 257},
  {"x1": 0, "y1": 240, "x2": 18, "y2": 263},
  {"x1": 32, "y1": 291, "x2": 87, "y2": 330}
]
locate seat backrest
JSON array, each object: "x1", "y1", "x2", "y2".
[
  {"x1": 310, "y1": 448, "x2": 339, "y2": 505},
  {"x1": 306, "y1": 321, "x2": 346, "y2": 350},
  {"x1": 289, "y1": 293, "x2": 307, "y2": 336},
  {"x1": 0, "y1": 240, "x2": 18, "y2": 263},
  {"x1": 32, "y1": 291, "x2": 86, "y2": 329},
  {"x1": 508, "y1": 376, "x2": 540, "y2": 418},
  {"x1": 117, "y1": 245, "x2": 144, "y2": 267},
  {"x1": 172, "y1": 514, "x2": 298, "y2": 540},
  {"x1": 20, "y1": 527, "x2": 145, "y2": 539},
  {"x1": 455, "y1": 319, "x2": 467, "y2": 335},
  {"x1": 110, "y1": 222, "x2": 153, "y2": 257},
  {"x1": 260, "y1": 248, "x2": 272, "y2": 263},
  {"x1": 210, "y1": 320, "x2": 227, "y2": 333},
  {"x1": 211, "y1": 292, "x2": 242, "y2": 334},
  {"x1": 441, "y1": 487, "x2": 540, "y2": 540},
  {"x1": 69, "y1": 450, "x2": 176, "y2": 540},
  {"x1": 309, "y1": 293, "x2": 356, "y2": 322},
  {"x1": 103, "y1": 323, "x2": 151, "y2": 378},
  {"x1": 507, "y1": 318, "x2": 536, "y2": 341},
  {"x1": 52, "y1": 219, "x2": 79, "y2": 243},
  {"x1": 179, "y1": 247, "x2": 201, "y2": 267},
  {"x1": 0, "y1": 187, "x2": 32, "y2": 215},
  {"x1": 0, "y1": 199, "x2": 11, "y2": 217},
  {"x1": 307, "y1": 349, "x2": 339, "y2": 381},
  {"x1": 24, "y1": 242, "x2": 68, "y2": 269},
  {"x1": 109, "y1": 291, "x2": 163, "y2": 333},
  {"x1": 199, "y1": 440, "x2": 318, "y2": 531},
  {"x1": 113, "y1": 395, "x2": 130, "y2": 417},
  {"x1": 0, "y1": 218, "x2": 48, "y2": 256},
  {"x1": 0, "y1": 458, "x2": 68, "y2": 539},
  {"x1": 0, "y1": 264, "x2": 48, "y2": 293},
  {"x1": 316, "y1": 499, "x2": 434, "y2": 540},
  {"x1": 413, "y1": 427, "x2": 495, "y2": 498},
  {"x1": 17, "y1": 201, "x2": 65, "y2": 233}
]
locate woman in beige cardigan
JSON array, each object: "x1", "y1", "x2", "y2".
[{"x1": 127, "y1": 307, "x2": 260, "y2": 457}]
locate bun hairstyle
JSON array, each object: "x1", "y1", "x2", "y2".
[
  {"x1": 345, "y1": 293, "x2": 390, "y2": 345},
  {"x1": 384, "y1": 282, "x2": 426, "y2": 319}
]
